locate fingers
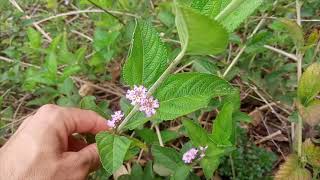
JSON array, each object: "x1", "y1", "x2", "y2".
[
  {"x1": 35, "y1": 104, "x2": 109, "y2": 135},
  {"x1": 63, "y1": 143, "x2": 101, "y2": 173},
  {"x1": 68, "y1": 136, "x2": 88, "y2": 152},
  {"x1": 77, "y1": 143, "x2": 101, "y2": 171}
]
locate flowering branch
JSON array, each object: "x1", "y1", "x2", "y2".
[{"x1": 117, "y1": 45, "x2": 187, "y2": 131}]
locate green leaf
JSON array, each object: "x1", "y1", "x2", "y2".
[
  {"x1": 154, "y1": 72, "x2": 233, "y2": 120},
  {"x1": 151, "y1": 145, "x2": 183, "y2": 172},
  {"x1": 218, "y1": 0, "x2": 263, "y2": 32},
  {"x1": 27, "y1": 27, "x2": 41, "y2": 49},
  {"x1": 279, "y1": 18, "x2": 304, "y2": 49},
  {"x1": 79, "y1": 96, "x2": 108, "y2": 117},
  {"x1": 96, "y1": 132, "x2": 132, "y2": 174},
  {"x1": 297, "y1": 63, "x2": 320, "y2": 106},
  {"x1": 135, "y1": 128, "x2": 158, "y2": 144},
  {"x1": 182, "y1": 119, "x2": 210, "y2": 146},
  {"x1": 45, "y1": 52, "x2": 57, "y2": 76},
  {"x1": 122, "y1": 20, "x2": 169, "y2": 88},
  {"x1": 170, "y1": 165, "x2": 192, "y2": 180},
  {"x1": 211, "y1": 102, "x2": 234, "y2": 146},
  {"x1": 175, "y1": 5, "x2": 229, "y2": 55},
  {"x1": 191, "y1": 0, "x2": 231, "y2": 18},
  {"x1": 58, "y1": 78, "x2": 75, "y2": 96},
  {"x1": 199, "y1": 140, "x2": 227, "y2": 179}
]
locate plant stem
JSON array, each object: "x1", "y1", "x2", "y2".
[
  {"x1": 154, "y1": 124, "x2": 164, "y2": 147},
  {"x1": 215, "y1": 0, "x2": 244, "y2": 21},
  {"x1": 296, "y1": 114, "x2": 302, "y2": 157},
  {"x1": 117, "y1": 46, "x2": 187, "y2": 131},
  {"x1": 230, "y1": 154, "x2": 236, "y2": 179},
  {"x1": 295, "y1": 0, "x2": 303, "y2": 158}
]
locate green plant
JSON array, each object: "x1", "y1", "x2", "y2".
[
  {"x1": 219, "y1": 127, "x2": 277, "y2": 180},
  {"x1": 93, "y1": 1, "x2": 263, "y2": 179}
]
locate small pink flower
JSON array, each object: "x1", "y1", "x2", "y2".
[
  {"x1": 182, "y1": 148, "x2": 198, "y2": 164},
  {"x1": 111, "y1": 111, "x2": 124, "y2": 121},
  {"x1": 139, "y1": 97, "x2": 159, "y2": 117},
  {"x1": 126, "y1": 85, "x2": 147, "y2": 105},
  {"x1": 106, "y1": 111, "x2": 124, "y2": 129},
  {"x1": 106, "y1": 120, "x2": 116, "y2": 128}
]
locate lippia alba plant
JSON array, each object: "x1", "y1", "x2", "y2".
[{"x1": 95, "y1": 0, "x2": 263, "y2": 179}]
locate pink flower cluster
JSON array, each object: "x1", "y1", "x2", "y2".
[
  {"x1": 106, "y1": 111, "x2": 124, "y2": 128},
  {"x1": 126, "y1": 85, "x2": 159, "y2": 117},
  {"x1": 182, "y1": 146, "x2": 208, "y2": 164}
]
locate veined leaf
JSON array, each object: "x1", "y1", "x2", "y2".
[
  {"x1": 122, "y1": 20, "x2": 169, "y2": 88},
  {"x1": 151, "y1": 145, "x2": 184, "y2": 172},
  {"x1": 191, "y1": 0, "x2": 231, "y2": 18},
  {"x1": 297, "y1": 63, "x2": 320, "y2": 107},
  {"x1": 275, "y1": 154, "x2": 311, "y2": 180},
  {"x1": 219, "y1": 0, "x2": 263, "y2": 32},
  {"x1": 96, "y1": 132, "x2": 132, "y2": 174},
  {"x1": 154, "y1": 72, "x2": 234, "y2": 120},
  {"x1": 175, "y1": 5, "x2": 229, "y2": 55},
  {"x1": 211, "y1": 102, "x2": 234, "y2": 146},
  {"x1": 182, "y1": 119, "x2": 210, "y2": 146}
]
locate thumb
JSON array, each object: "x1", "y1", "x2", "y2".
[{"x1": 77, "y1": 143, "x2": 101, "y2": 172}]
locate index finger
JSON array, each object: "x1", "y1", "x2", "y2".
[{"x1": 35, "y1": 105, "x2": 109, "y2": 135}]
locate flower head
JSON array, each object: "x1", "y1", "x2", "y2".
[
  {"x1": 182, "y1": 148, "x2": 198, "y2": 164},
  {"x1": 139, "y1": 96, "x2": 159, "y2": 117},
  {"x1": 106, "y1": 119, "x2": 116, "y2": 128},
  {"x1": 126, "y1": 85, "x2": 147, "y2": 105},
  {"x1": 106, "y1": 111, "x2": 124, "y2": 129},
  {"x1": 111, "y1": 111, "x2": 124, "y2": 121}
]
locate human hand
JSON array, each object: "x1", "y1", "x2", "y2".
[{"x1": 0, "y1": 104, "x2": 109, "y2": 180}]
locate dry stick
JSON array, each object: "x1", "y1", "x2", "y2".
[
  {"x1": 71, "y1": 30, "x2": 93, "y2": 42},
  {"x1": 0, "y1": 56, "x2": 123, "y2": 97},
  {"x1": 9, "y1": 0, "x2": 52, "y2": 42},
  {"x1": 34, "y1": 9, "x2": 139, "y2": 25},
  {"x1": 222, "y1": 16, "x2": 266, "y2": 77},
  {"x1": 264, "y1": 45, "x2": 298, "y2": 61},
  {"x1": 255, "y1": 130, "x2": 282, "y2": 144}
]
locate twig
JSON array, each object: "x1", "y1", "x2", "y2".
[
  {"x1": 264, "y1": 45, "x2": 298, "y2": 61},
  {"x1": 71, "y1": 30, "x2": 93, "y2": 42},
  {"x1": 87, "y1": 0, "x2": 125, "y2": 25},
  {"x1": 34, "y1": 9, "x2": 138, "y2": 25},
  {"x1": 255, "y1": 130, "x2": 282, "y2": 144},
  {"x1": 223, "y1": 15, "x2": 267, "y2": 77},
  {"x1": 9, "y1": 0, "x2": 52, "y2": 42}
]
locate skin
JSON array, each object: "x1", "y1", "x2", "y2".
[{"x1": 0, "y1": 104, "x2": 109, "y2": 180}]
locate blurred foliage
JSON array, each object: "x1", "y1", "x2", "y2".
[{"x1": 218, "y1": 126, "x2": 277, "y2": 180}]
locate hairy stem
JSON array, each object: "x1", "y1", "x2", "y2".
[
  {"x1": 117, "y1": 46, "x2": 187, "y2": 131},
  {"x1": 154, "y1": 124, "x2": 164, "y2": 147}
]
